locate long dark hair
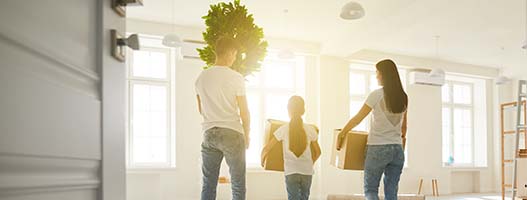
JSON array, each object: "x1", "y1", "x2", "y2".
[
  {"x1": 288, "y1": 96, "x2": 307, "y2": 158},
  {"x1": 376, "y1": 59, "x2": 408, "y2": 113}
]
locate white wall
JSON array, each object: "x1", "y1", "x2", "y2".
[{"x1": 126, "y1": 19, "x2": 504, "y2": 200}]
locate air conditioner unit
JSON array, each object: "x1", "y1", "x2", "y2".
[
  {"x1": 181, "y1": 40, "x2": 206, "y2": 59},
  {"x1": 409, "y1": 70, "x2": 445, "y2": 86}
]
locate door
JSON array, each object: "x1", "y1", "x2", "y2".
[{"x1": 0, "y1": 0, "x2": 126, "y2": 200}]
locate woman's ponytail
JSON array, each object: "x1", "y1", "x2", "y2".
[{"x1": 288, "y1": 96, "x2": 307, "y2": 158}]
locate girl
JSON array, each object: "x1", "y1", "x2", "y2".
[
  {"x1": 262, "y1": 96, "x2": 321, "y2": 200},
  {"x1": 337, "y1": 59, "x2": 408, "y2": 200}
]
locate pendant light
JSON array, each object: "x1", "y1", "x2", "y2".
[
  {"x1": 277, "y1": 9, "x2": 295, "y2": 60},
  {"x1": 340, "y1": 1, "x2": 365, "y2": 20},
  {"x1": 430, "y1": 35, "x2": 445, "y2": 78},
  {"x1": 162, "y1": 0, "x2": 183, "y2": 48},
  {"x1": 496, "y1": 47, "x2": 512, "y2": 85}
]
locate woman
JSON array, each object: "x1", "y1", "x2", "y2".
[
  {"x1": 337, "y1": 59, "x2": 408, "y2": 200},
  {"x1": 262, "y1": 96, "x2": 321, "y2": 200}
]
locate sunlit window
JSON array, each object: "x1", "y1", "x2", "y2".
[
  {"x1": 442, "y1": 81, "x2": 474, "y2": 166},
  {"x1": 126, "y1": 43, "x2": 175, "y2": 168},
  {"x1": 245, "y1": 52, "x2": 306, "y2": 166}
]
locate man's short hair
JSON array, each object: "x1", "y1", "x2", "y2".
[{"x1": 214, "y1": 36, "x2": 240, "y2": 57}]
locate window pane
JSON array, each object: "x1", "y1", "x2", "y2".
[
  {"x1": 132, "y1": 50, "x2": 168, "y2": 79},
  {"x1": 131, "y1": 84, "x2": 168, "y2": 164},
  {"x1": 442, "y1": 108, "x2": 451, "y2": 164},
  {"x1": 453, "y1": 84, "x2": 471, "y2": 104},
  {"x1": 246, "y1": 92, "x2": 262, "y2": 165},
  {"x1": 133, "y1": 136, "x2": 167, "y2": 163},
  {"x1": 453, "y1": 108, "x2": 472, "y2": 164},
  {"x1": 350, "y1": 100, "x2": 368, "y2": 131},
  {"x1": 370, "y1": 74, "x2": 381, "y2": 92},
  {"x1": 442, "y1": 84, "x2": 450, "y2": 103},
  {"x1": 350, "y1": 73, "x2": 366, "y2": 95},
  {"x1": 246, "y1": 72, "x2": 261, "y2": 88},
  {"x1": 263, "y1": 61, "x2": 295, "y2": 89},
  {"x1": 265, "y1": 94, "x2": 291, "y2": 121}
]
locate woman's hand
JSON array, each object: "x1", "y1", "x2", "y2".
[{"x1": 336, "y1": 130, "x2": 348, "y2": 150}]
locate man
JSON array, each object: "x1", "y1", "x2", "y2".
[{"x1": 195, "y1": 36, "x2": 250, "y2": 200}]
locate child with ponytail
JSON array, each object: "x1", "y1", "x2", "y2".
[{"x1": 261, "y1": 96, "x2": 321, "y2": 200}]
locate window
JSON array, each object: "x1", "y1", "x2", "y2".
[
  {"x1": 349, "y1": 64, "x2": 406, "y2": 132},
  {"x1": 441, "y1": 74, "x2": 488, "y2": 168},
  {"x1": 126, "y1": 43, "x2": 175, "y2": 168},
  {"x1": 245, "y1": 52, "x2": 306, "y2": 167}
]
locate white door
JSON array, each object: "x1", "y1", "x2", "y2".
[{"x1": 0, "y1": 0, "x2": 126, "y2": 200}]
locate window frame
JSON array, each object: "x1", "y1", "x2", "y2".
[
  {"x1": 442, "y1": 80, "x2": 475, "y2": 167},
  {"x1": 126, "y1": 45, "x2": 176, "y2": 169}
]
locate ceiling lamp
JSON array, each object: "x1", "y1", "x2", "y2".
[
  {"x1": 278, "y1": 49, "x2": 295, "y2": 60},
  {"x1": 340, "y1": 1, "x2": 365, "y2": 20},
  {"x1": 162, "y1": 0, "x2": 183, "y2": 48},
  {"x1": 429, "y1": 68, "x2": 445, "y2": 78},
  {"x1": 162, "y1": 33, "x2": 183, "y2": 47},
  {"x1": 496, "y1": 76, "x2": 512, "y2": 85}
]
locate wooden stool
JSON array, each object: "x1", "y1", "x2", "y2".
[{"x1": 417, "y1": 178, "x2": 439, "y2": 196}]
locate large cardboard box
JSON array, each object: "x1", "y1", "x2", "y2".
[
  {"x1": 330, "y1": 129, "x2": 368, "y2": 170},
  {"x1": 262, "y1": 119, "x2": 319, "y2": 171}
]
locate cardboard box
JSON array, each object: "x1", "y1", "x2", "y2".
[
  {"x1": 262, "y1": 119, "x2": 318, "y2": 171},
  {"x1": 330, "y1": 129, "x2": 368, "y2": 170}
]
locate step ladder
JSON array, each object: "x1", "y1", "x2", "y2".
[
  {"x1": 508, "y1": 80, "x2": 527, "y2": 200},
  {"x1": 512, "y1": 80, "x2": 527, "y2": 200}
]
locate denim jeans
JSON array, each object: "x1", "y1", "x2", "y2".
[
  {"x1": 364, "y1": 144, "x2": 405, "y2": 200},
  {"x1": 201, "y1": 127, "x2": 246, "y2": 200},
  {"x1": 285, "y1": 174, "x2": 313, "y2": 200}
]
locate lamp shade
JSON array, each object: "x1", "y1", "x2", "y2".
[
  {"x1": 495, "y1": 76, "x2": 511, "y2": 85},
  {"x1": 162, "y1": 33, "x2": 184, "y2": 48},
  {"x1": 340, "y1": 2, "x2": 365, "y2": 20},
  {"x1": 277, "y1": 49, "x2": 295, "y2": 60},
  {"x1": 429, "y1": 68, "x2": 445, "y2": 78}
]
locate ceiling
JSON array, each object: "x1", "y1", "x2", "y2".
[{"x1": 128, "y1": 0, "x2": 527, "y2": 72}]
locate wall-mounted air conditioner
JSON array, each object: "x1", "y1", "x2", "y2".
[
  {"x1": 181, "y1": 40, "x2": 206, "y2": 60},
  {"x1": 409, "y1": 69, "x2": 445, "y2": 86}
]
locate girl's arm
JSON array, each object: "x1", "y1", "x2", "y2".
[
  {"x1": 401, "y1": 112, "x2": 408, "y2": 150},
  {"x1": 311, "y1": 140, "x2": 321, "y2": 162},
  {"x1": 261, "y1": 135, "x2": 279, "y2": 167},
  {"x1": 337, "y1": 104, "x2": 372, "y2": 150}
]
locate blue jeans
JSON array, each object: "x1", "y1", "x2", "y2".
[
  {"x1": 201, "y1": 127, "x2": 246, "y2": 200},
  {"x1": 364, "y1": 144, "x2": 405, "y2": 200},
  {"x1": 285, "y1": 174, "x2": 312, "y2": 200}
]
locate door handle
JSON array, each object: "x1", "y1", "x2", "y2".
[
  {"x1": 111, "y1": 30, "x2": 140, "y2": 62},
  {"x1": 112, "y1": 0, "x2": 143, "y2": 17}
]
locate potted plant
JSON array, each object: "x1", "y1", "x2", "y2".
[{"x1": 197, "y1": 0, "x2": 268, "y2": 77}]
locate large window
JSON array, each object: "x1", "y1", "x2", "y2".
[
  {"x1": 245, "y1": 52, "x2": 306, "y2": 166},
  {"x1": 126, "y1": 43, "x2": 175, "y2": 168},
  {"x1": 441, "y1": 75, "x2": 488, "y2": 167},
  {"x1": 442, "y1": 81, "x2": 474, "y2": 166}
]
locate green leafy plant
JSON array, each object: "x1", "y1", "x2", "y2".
[{"x1": 198, "y1": 0, "x2": 268, "y2": 76}]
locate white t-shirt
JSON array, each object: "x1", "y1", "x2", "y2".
[
  {"x1": 365, "y1": 88, "x2": 405, "y2": 145},
  {"x1": 195, "y1": 66, "x2": 246, "y2": 134},
  {"x1": 273, "y1": 124, "x2": 318, "y2": 176}
]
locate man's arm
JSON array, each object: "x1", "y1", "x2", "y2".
[
  {"x1": 196, "y1": 95, "x2": 202, "y2": 114},
  {"x1": 236, "y1": 95, "x2": 250, "y2": 149}
]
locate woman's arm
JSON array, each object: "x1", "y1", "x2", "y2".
[
  {"x1": 261, "y1": 135, "x2": 279, "y2": 167},
  {"x1": 310, "y1": 140, "x2": 321, "y2": 162},
  {"x1": 401, "y1": 112, "x2": 408, "y2": 150},
  {"x1": 337, "y1": 104, "x2": 372, "y2": 150}
]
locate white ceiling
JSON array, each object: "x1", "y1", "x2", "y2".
[{"x1": 128, "y1": 0, "x2": 527, "y2": 71}]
